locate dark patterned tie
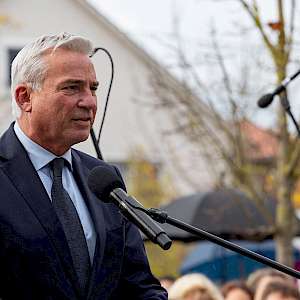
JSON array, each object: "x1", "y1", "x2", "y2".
[{"x1": 50, "y1": 158, "x2": 90, "y2": 294}]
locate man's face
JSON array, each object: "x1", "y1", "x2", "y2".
[{"x1": 17, "y1": 48, "x2": 98, "y2": 155}]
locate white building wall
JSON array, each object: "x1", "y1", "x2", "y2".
[{"x1": 0, "y1": 0, "x2": 217, "y2": 195}]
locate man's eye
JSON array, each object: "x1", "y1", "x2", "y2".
[
  {"x1": 64, "y1": 85, "x2": 78, "y2": 91},
  {"x1": 90, "y1": 86, "x2": 98, "y2": 95},
  {"x1": 91, "y1": 86, "x2": 98, "y2": 91}
]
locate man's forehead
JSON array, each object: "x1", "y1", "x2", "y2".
[
  {"x1": 44, "y1": 51, "x2": 97, "y2": 78},
  {"x1": 43, "y1": 46, "x2": 88, "y2": 57},
  {"x1": 43, "y1": 48, "x2": 94, "y2": 68}
]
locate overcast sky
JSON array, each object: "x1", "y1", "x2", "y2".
[
  {"x1": 87, "y1": 1, "x2": 300, "y2": 129},
  {"x1": 88, "y1": 0, "x2": 278, "y2": 50}
]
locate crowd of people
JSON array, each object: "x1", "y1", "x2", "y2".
[{"x1": 159, "y1": 268, "x2": 300, "y2": 300}]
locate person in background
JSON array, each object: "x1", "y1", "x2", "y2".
[
  {"x1": 260, "y1": 281, "x2": 300, "y2": 300},
  {"x1": 159, "y1": 275, "x2": 176, "y2": 291},
  {"x1": 168, "y1": 273, "x2": 224, "y2": 300},
  {"x1": 221, "y1": 280, "x2": 253, "y2": 300},
  {"x1": 247, "y1": 268, "x2": 296, "y2": 300}
]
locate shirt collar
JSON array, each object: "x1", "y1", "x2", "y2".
[{"x1": 14, "y1": 121, "x2": 73, "y2": 171}]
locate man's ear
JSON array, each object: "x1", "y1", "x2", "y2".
[{"x1": 14, "y1": 84, "x2": 32, "y2": 112}]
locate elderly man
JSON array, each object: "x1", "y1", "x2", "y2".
[{"x1": 0, "y1": 33, "x2": 167, "y2": 300}]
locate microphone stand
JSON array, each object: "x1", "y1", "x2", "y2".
[
  {"x1": 279, "y1": 89, "x2": 300, "y2": 137},
  {"x1": 144, "y1": 208, "x2": 300, "y2": 279}
]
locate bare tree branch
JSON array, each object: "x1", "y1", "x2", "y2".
[
  {"x1": 286, "y1": 0, "x2": 296, "y2": 63},
  {"x1": 238, "y1": 0, "x2": 277, "y2": 60}
]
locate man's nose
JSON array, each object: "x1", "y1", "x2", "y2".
[{"x1": 78, "y1": 89, "x2": 97, "y2": 109}]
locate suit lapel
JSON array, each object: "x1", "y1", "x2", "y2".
[
  {"x1": 71, "y1": 151, "x2": 107, "y2": 296},
  {"x1": 0, "y1": 125, "x2": 81, "y2": 297}
]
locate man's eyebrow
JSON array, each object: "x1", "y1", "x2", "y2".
[
  {"x1": 58, "y1": 80, "x2": 99, "y2": 87},
  {"x1": 58, "y1": 79, "x2": 83, "y2": 86}
]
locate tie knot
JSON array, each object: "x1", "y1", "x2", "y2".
[{"x1": 51, "y1": 157, "x2": 65, "y2": 178}]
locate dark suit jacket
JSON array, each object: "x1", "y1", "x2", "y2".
[{"x1": 0, "y1": 124, "x2": 167, "y2": 300}]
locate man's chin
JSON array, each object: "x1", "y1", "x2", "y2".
[
  {"x1": 70, "y1": 130, "x2": 91, "y2": 145},
  {"x1": 75, "y1": 133, "x2": 90, "y2": 144}
]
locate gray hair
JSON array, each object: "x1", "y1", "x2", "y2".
[{"x1": 11, "y1": 32, "x2": 94, "y2": 117}]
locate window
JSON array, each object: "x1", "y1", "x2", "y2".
[{"x1": 7, "y1": 48, "x2": 21, "y2": 86}]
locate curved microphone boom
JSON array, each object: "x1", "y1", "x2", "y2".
[
  {"x1": 89, "y1": 47, "x2": 115, "y2": 160},
  {"x1": 88, "y1": 166, "x2": 172, "y2": 250}
]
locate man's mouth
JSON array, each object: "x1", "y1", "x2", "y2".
[
  {"x1": 73, "y1": 117, "x2": 91, "y2": 122},
  {"x1": 72, "y1": 118, "x2": 92, "y2": 125}
]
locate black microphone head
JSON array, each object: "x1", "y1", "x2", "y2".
[
  {"x1": 257, "y1": 93, "x2": 274, "y2": 108},
  {"x1": 88, "y1": 165, "x2": 125, "y2": 202}
]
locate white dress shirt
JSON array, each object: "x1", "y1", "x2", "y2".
[{"x1": 14, "y1": 121, "x2": 96, "y2": 264}]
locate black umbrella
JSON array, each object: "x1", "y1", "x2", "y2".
[{"x1": 157, "y1": 189, "x2": 276, "y2": 242}]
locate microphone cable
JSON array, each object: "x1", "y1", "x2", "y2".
[{"x1": 89, "y1": 47, "x2": 115, "y2": 160}]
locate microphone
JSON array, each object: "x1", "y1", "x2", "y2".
[
  {"x1": 258, "y1": 79, "x2": 289, "y2": 108},
  {"x1": 88, "y1": 165, "x2": 172, "y2": 250},
  {"x1": 257, "y1": 68, "x2": 300, "y2": 108}
]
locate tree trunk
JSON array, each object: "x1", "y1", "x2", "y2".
[{"x1": 275, "y1": 101, "x2": 295, "y2": 266}]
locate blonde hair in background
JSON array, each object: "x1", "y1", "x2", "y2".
[{"x1": 168, "y1": 273, "x2": 224, "y2": 300}]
